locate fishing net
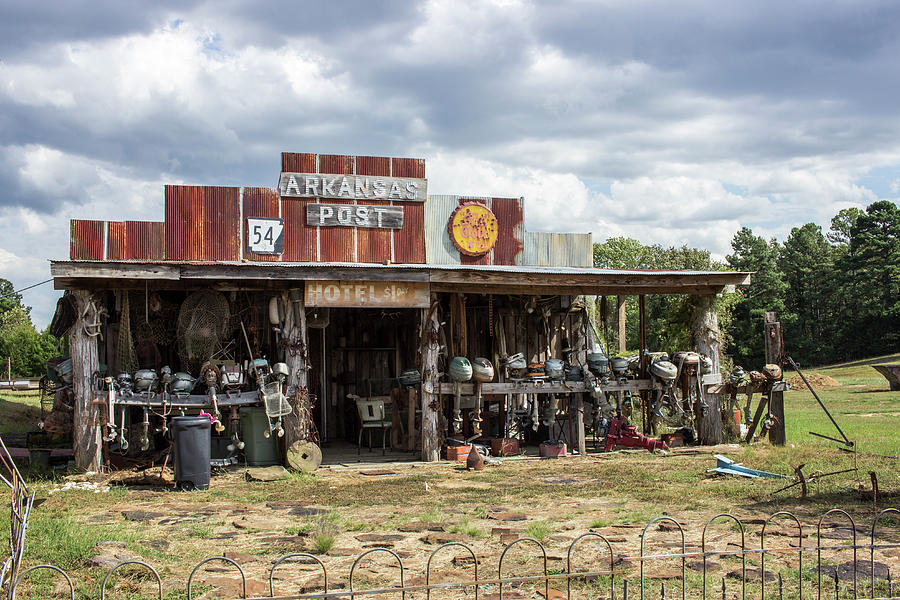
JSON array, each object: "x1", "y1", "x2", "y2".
[
  {"x1": 116, "y1": 293, "x2": 138, "y2": 375},
  {"x1": 177, "y1": 291, "x2": 231, "y2": 374}
]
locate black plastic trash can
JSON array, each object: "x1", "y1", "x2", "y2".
[{"x1": 171, "y1": 416, "x2": 211, "y2": 490}]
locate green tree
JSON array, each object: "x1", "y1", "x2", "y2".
[
  {"x1": 726, "y1": 228, "x2": 787, "y2": 368},
  {"x1": 778, "y1": 223, "x2": 834, "y2": 363},
  {"x1": 0, "y1": 278, "x2": 63, "y2": 377}
]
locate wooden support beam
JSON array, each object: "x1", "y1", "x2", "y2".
[
  {"x1": 420, "y1": 298, "x2": 442, "y2": 462},
  {"x1": 280, "y1": 288, "x2": 313, "y2": 467},
  {"x1": 765, "y1": 311, "x2": 786, "y2": 446},
  {"x1": 72, "y1": 290, "x2": 102, "y2": 471},
  {"x1": 693, "y1": 295, "x2": 723, "y2": 445},
  {"x1": 617, "y1": 296, "x2": 626, "y2": 352}
]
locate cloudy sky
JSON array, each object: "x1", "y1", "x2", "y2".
[{"x1": 2, "y1": 0, "x2": 900, "y2": 327}]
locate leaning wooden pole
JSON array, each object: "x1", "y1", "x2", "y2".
[
  {"x1": 72, "y1": 290, "x2": 102, "y2": 471},
  {"x1": 420, "y1": 296, "x2": 442, "y2": 462},
  {"x1": 693, "y1": 294, "x2": 723, "y2": 445}
]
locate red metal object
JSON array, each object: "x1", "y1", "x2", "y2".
[
  {"x1": 242, "y1": 187, "x2": 280, "y2": 262},
  {"x1": 355, "y1": 155, "x2": 390, "y2": 176},
  {"x1": 491, "y1": 437, "x2": 519, "y2": 456},
  {"x1": 392, "y1": 157, "x2": 426, "y2": 178},
  {"x1": 281, "y1": 152, "x2": 316, "y2": 173},
  {"x1": 356, "y1": 199, "x2": 392, "y2": 263},
  {"x1": 539, "y1": 442, "x2": 567, "y2": 458},
  {"x1": 281, "y1": 198, "x2": 317, "y2": 261},
  {"x1": 445, "y1": 445, "x2": 470, "y2": 461},
  {"x1": 491, "y1": 197, "x2": 524, "y2": 265},
  {"x1": 604, "y1": 418, "x2": 669, "y2": 453},
  {"x1": 106, "y1": 221, "x2": 126, "y2": 260},
  {"x1": 70, "y1": 220, "x2": 105, "y2": 260},
  {"x1": 318, "y1": 154, "x2": 353, "y2": 175},
  {"x1": 393, "y1": 201, "x2": 425, "y2": 263},
  {"x1": 124, "y1": 221, "x2": 164, "y2": 260}
]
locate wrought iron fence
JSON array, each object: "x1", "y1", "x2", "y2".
[{"x1": 5, "y1": 507, "x2": 899, "y2": 600}]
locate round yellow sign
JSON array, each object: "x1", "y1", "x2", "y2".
[{"x1": 448, "y1": 203, "x2": 499, "y2": 256}]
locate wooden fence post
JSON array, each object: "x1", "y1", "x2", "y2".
[{"x1": 765, "y1": 311, "x2": 786, "y2": 446}]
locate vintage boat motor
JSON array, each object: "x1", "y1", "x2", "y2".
[
  {"x1": 138, "y1": 407, "x2": 150, "y2": 451},
  {"x1": 133, "y1": 369, "x2": 159, "y2": 395},
  {"x1": 262, "y1": 362, "x2": 292, "y2": 438},
  {"x1": 200, "y1": 363, "x2": 225, "y2": 433},
  {"x1": 587, "y1": 351, "x2": 610, "y2": 381},
  {"x1": 566, "y1": 365, "x2": 583, "y2": 381},
  {"x1": 448, "y1": 357, "x2": 472, "y2": 434},
  {"x1": 470, "y1": 358, "x2": 494, "y2": 434},
  {"x1": 103, "y1": 376, "x2": 117, "y2": 442},
  {"x1": 226, "y1": 405, "x2": 245, "y2": 453},
  {"x1": 609, "y1": 357, "x2": 630, "y2": 383},
  {"x1": 541, "y1": 393, "x2": 560, "y2": 427},
  {"x1": 650, "y1": 358, "x2": 683, "y2": 426},
  {"x1": 544, "y1": 358, "x2": 565, "y2": 380},
  {"x1": 249, "y1": 358, "x2": 272, "y2": 381},
  {"x1": 502, "y1": 353, "x2": 527, "y2": 380},
  {"x1": 171, "y1": 372, "x2": 196, "y2": 399},
  {"x1": 115, "y1": 373, "x2": 133, "y2": 396},
  {"x1": 220, "y1": 364, "x2": 244, "y2": 396},
  {"x1": 672, "y1": 351, "x2": 705, "y2": 419}
]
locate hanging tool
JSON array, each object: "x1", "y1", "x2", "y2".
[
  {"x1": 786, "y1": 356, "x2": 854, "y2": 447},
  {"x1": 103, "y1": 376, "x2": 117, "y2": 442}
]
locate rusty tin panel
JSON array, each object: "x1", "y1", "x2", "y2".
[
  {"x1": 165, "y1": 185, "x2": 200, "y2": 261},
  {"x1": 491, "y1": 197, "x2": 524, "y2": 266},
  {"x1": 356, "y1": 199, "x2": 392, "y2": 264},
  {"x1": 320, "y1": 218, "x2": 355, "y2": 262},
  {"x1": 355, "y1": 155, "x2": 390, "y2": 176},
  {"x1": 424, "y1": 195, "x2": 460, "y2": 265},
  {"x1": 242, "y1": 187, "x2": 280, "y2": 262},
  {"x1": 123, "y1": 221, "x2": 162, "y2": 260},
  {"x1": 393, "y1": 200, "x2": 425, "y2": 264},
  {"x1": 200, "y1": 186, "x2": 241, "y2": 261},
  {"x1": 281, "y1": 198, "x2": 317, "y2": 261},
  {"x1": 281, "y1": 152, "x2": 317, "y2": 173},
  {"x1": 391, "y1": 157, "x2": 426, "y2": 178},
  {"x1": 318, "y1": 154, "x2": 353, "y2": 175},
  {"x1": 106, "y1": 221, "x2": 126, "y2": 260},
  {"x1": 70, "y1": 219, "x2": 105, "y2": 260}
]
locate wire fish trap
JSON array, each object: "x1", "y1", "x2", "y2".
[{"x1": 261, "y1": 381, "x2": 292, "y2": 438}]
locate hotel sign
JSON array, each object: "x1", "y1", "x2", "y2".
[
  {"x1": 280, "y1": 173, "x2": 427, "y2": 202},
  {"x1": 305, "y1": 280, "x2": 430, "y2": 308}
]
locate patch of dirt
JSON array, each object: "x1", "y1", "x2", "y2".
[{"x1": 786, "y1": 373, "x2": 841, "y2": 390}]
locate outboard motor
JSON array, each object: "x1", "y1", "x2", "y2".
[
  {"x1": 470, "y1": 357, "x2": 494, "y2": 433},
  {"x1": 448, "y1": 357, "x2": 472, "y2": 434},
  {"x1": 649, "y1": 358, "x2": 683, "y2": 426}
]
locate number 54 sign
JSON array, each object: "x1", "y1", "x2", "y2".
[{"x1": 246, "y1": 218, "x2": 284, "y2": 254}]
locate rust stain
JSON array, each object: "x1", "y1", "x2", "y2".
[
  {"x1": 355, "y1": 199, "x2": 392, "y2": 263},
  {"x1": 125, "y1": 221, "x2": 164, "y2": 260},
  {"x1": 355, "y1": 155, "x2": 390, "y2": 176},
  {"x1": 318, "y1": 154, "x2": 353, "y2": 175},
  {"x1": 393, "y1": 201, "x2": 425, "y2": 264},
  {"x1": 281, "y1": 152, "x2": 316, "y2": 173},
  {"x1": 391, "y1": 157, "x2": 426, "y2": 178},
  {"x1": 491, "y1": 197, "x2": 524, "y2": 266},
  {"x1": 106, "y1": 221, "x2": 126, "y2": 260},
  {"x1": 70, "y1": 219, "x2": 105, "y2": 260},
  {"x1": 281, "y1": 198, "x2": 317, "y2": 261}
]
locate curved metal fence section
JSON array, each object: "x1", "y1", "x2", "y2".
[
  {"x1": 9, "y1": 564, "x2": 75, "y2": 600},
  {"x1": 498, "y1": 537, "x2": 549, "y2": 600},
  {"x1": 871, "y1": 508, "x2": 900, "y2": 599},
  {"x1": 269, "y1": 552, "x2": 328, "y2": 598},
  {"x1": 701, "y1": 513, "x2": 746, "y2": 600},
  {"x1": 187, "y1": 555, "x2": 247, "y2": 600},
  {"x1": 640, "y1": 516, "x2": 686, "y2": 600},
  {"x1": 349, "y1": 547, "x2": 405, "y2": 600},
  {"x1": 761, "y1": 510, "x2": 804, "y2": 600},
  {"x1": 100, "y1": 560, "x2": 162, "y2": 600},
  {"x1": 425, "y1": 541, "x2": 478, "y2": 600},
  {"x1": 567, "y1": 531, "x2": 615, "y2": 600},
  {"x1": 817, "y1": 508, "x2": 858, "y2": 600}
]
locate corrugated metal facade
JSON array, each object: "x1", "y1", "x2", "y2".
[
  {"x1": 106, "y1": 222, "x2": 126, "y2": 260},
  {"x1": 68, "y1": 152, "x2": 589, "y2": 269},
  {"x1": 242, "y1": 187, "x2": 280, "y2": 262},
  {"x1": 71, "y1": 220, "x2": 105, "y2": 260},
  {"x1": 125, "y1": 221, "x2": 164, "y2": 260}
]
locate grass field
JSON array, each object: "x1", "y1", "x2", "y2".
[{"x1": 1, "y1": 355, "x2": 899, "y2": 599}]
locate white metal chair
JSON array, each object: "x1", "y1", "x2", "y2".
[{"x1": 354, "y1": 396, "x2": 392, "y2": 455}]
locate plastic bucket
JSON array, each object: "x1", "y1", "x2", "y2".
[
  {"x1": 240, "y1": 406, "x2": 280, "y2": 466},
  {"x1": 171, "y1": 416, "x2": 211, "y2": 491}
]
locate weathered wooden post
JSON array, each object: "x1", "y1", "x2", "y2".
[
  {"x1": 765, "y1": 311, "x2": 786, "y2": 446},
  {"x1": 420, "y1": 296, "x2": 442, "y2": 462},
  {"x1": 280, "y1": 287, "x2": 313, "y2": 467},
  {"x1": 72, "y1": 290, "x2": 102, "y2": 471},
  {"x1": 693, "y1": 295, "x2": 723, "y2": 445},
  {"x1": 617, "y1": 295, "x2": 627, "y2": 352}
]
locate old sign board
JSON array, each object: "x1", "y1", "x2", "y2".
[
  {"x1": 306, "y1": 203, "x2": 404, "y2": 229},
  {"x1": 280, "y1": 173, "x2": 427, "y2": 202},
  {"x1": 246, "y1": 217, "x2": 284, "y2": 254},
  {"x1": 305, "y1": 280, "x2": 430, "y2": 308},
  {"x1": 448, "y1": 202, "x2": 498, "y2": 256}
]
